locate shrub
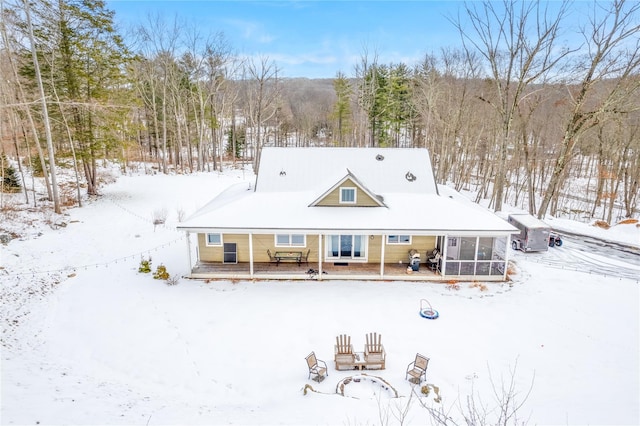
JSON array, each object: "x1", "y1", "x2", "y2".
[
  {"x1": 469, "y1": 281, "x2": 488, "y2": 291},
  {"x1": 593, "y1": 220, "x2": 610, "y2": 229},
  {"x1": 152, "y1": 208, "x2": 168, "y2": 226},
  {"x1": 138, "y1": 256, "x2": 152, "y2": 273},
  {"x1": 446, "y1": 281, "x2": 460, "y2": 291},
  {"x1": 153, "y1": 264, "x2": 169, "y2": 280}
]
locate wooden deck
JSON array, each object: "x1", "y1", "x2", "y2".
[{"x1": 189, "y1": 260, "x2": 448, "y2": 281}]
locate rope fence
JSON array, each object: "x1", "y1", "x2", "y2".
[
  {"x1": 2, "y1": 235, "x2": 185, "y2": 278},
  {"x1": 519, "y1": 256, "x2": 639, "y2": 283}
]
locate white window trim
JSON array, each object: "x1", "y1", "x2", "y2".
[
  {"x1": 206, "y1": 233, "x2": 223, "y2": 247},
  {"x1": 274, "y1": 234, "x2": 306, "y2": 247},
  {"x1": 339, "y1": 187, "x2": 357, "y2": 204},
  {"x1": 324, "y1": 234, "x2": 368, "y2": 262},
  {"x1": 387, "y1": 235, "x2": 412, "y2": 245}
]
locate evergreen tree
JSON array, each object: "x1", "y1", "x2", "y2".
[
  {"x1": 388, "y1": 64, "x2": 414, "y2": 147},
  {"x1": 331, "y1": 72, "x2": 353, "y2": 146},
  {"x1": 1, "y1": 154, "x2": 21, "y2": 193},
  {"x1": 225, "y1": 126, "x2": 246, "y2": 159},
  {"x1": 24, "y1": 0, "x2": 131, "y2": 195}
]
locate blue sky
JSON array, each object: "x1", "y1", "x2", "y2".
[{"x1": 105, "y1": 1, "x2": 468, "y2": 79}]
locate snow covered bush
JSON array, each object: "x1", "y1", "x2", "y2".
[
  {"x1": 138, "y1": 257, "x2": 152, "y2": 273},
  {"x1": 153, "y1": 264, "x2": 169, "y2": 280},
  {"x1": 152, "y1": 208, "x2": 167, "y2": 226}
]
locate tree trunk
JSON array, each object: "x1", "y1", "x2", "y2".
[{"x1": 24, "y1": 0, "x2": 60, "y2": 213}]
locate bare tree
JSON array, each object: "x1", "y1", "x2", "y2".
[
  {"x1": 354, "y1": 46, "x2": 380, "y2": 147},
  {"x1": 134, "y1": 14, "x2": 183, "y2": 174},
  {"x1": 0, "y1": 0, "x2": 54, "y2": 205},
  {"x1": 23, "y1": 0, "x2": 60, "y2": 213},
  {"x1": 416, "y1": 360, "x2": 535, "y2": 426},
  {"x1": 244, "y1": 56, "x2": 281, "y2": 174},
  {"x1": 454, "y1": 0, "x2": 571, "y2": 211},
  {"x1": 538, "y1": 0, "x2": 640, "y2": 218},
  {"x1": 620, "y1": 112, "x2": 640, "y2": 218}
]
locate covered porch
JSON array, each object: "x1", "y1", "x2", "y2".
[
  {"x1": 187, "y1": 260, "x2": 506, "y2": 282},
  {"x1": 181, "y1": 231, "x2": 512, "y2": 282}
]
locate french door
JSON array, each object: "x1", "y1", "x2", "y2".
[{"x1": 327, "y1": 235, "x2": 366, "y2": 260}]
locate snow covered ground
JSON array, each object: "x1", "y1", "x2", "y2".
[{"x1": 1, "y1": 165, "x2": 639, "y2": 425}]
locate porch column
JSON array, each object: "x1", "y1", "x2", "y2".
[
  {"x1": 185, "y1": 232, "x2": 192, "y2": 274},
  {"x1": 317, "y1": 234, "x2": 323, "y2": 280},
  {"x1": 441, "y1": 235, "x2": 448, "y2": 277},
  {"x1": 249, "y1": 233, "x2": 254, "y2": 277},
  {"x1": 502, "y1": 235, "x2": 510, "y2": 280},
  {"x1": 379, "y1": 234, "x2": 386, "y2": 277}
]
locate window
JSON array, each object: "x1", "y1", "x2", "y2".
[
  {"x1": 275, "y1": 234, "x2": 305, "y2": 247},
  {"x1": 459, "y1": 237, "x2": 477, "y2": 260},
  {"x1": 206, "y1": 233, "x2": 222, "y2": 246},
  {"x1": 477, "y1": 237, "x2": 494, "y2": 260},
  {"x1": 387, "y1": 235, "x2": 411, "y2": 244},
  {"x1": 340, "y1": 187, "x2": 356, "y2": 204}
]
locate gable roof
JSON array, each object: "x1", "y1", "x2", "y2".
[
  {"x1": 309, "y1": 169, "x2": 386, "y2": 207},
  {"x1": 255, "y1": 147, "x2": 438, "y2": 195}
]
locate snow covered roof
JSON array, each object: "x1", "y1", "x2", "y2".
[
  {"x1": 508, "y1": 213, "x2": 551, "y2": 229},
  {"x1": 255, "y1": 147, "x2": 438, "y2": 195},
  {"x1": 178, "y1": 147, "x2": 517, "y2": 236},
  {"x1": 179, "y1": 186, "x2": 515, "y2": 235}
]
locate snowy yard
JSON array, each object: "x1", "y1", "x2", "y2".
[{"x1": 1, "y1": 168, "x2": 639, "y2": 425}]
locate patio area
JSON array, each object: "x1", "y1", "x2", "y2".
[{"x1": 189, "y1": 260, "x2": 447, "y2": 281}]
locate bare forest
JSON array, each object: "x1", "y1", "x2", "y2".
[{"x1": 1, "y1": 0, "x2": 638, "y2": 223}]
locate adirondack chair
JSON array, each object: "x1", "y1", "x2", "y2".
[
  {"x1": 334, "y1": 334, "x2": 355, "y2": 370},
  {"x1": 305, "y1": 352, "x2": 328, "y2": 382},
  {"x1": 406, "y1": 353, "x2": 430, "y2": 384},
  {"x1": 364, "y1": 332, "x2": 386, "y2": 370}
]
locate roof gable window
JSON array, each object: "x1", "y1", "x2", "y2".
[{"x1": 340, "y1": 187, "x2": 356, "y2": 204}]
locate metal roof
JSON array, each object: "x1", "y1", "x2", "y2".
[{"x1": 179, "y1": 147, "x2": 517, "y2": 236}]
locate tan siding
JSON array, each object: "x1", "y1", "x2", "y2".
[
  {"x1": 361, "y1": 235, "x2": 437, "y2": 263},
  {"x1": 366, "y1": 235, "x2": 383, "y2": 261},
  {"x1": 198, "y1": 233, "x2": 222, "y2": 262},
  {"x1": 250, "y1": 234, "x2": 277, "y2": 262},
  {"x1": 198, "y1": 233, "x2": 436, "y2": 265},
  {"x1": 304, "y1": 235, "x2": 320, "y2": 263},
  {"x1": 315, "y1": 178, "x2": 380, "y2": 207},
  {"x1": 198, "y1": 233, "x2": 322, "y2": 263},
  {"x1": 198, "y1": 233, "x2": 251, "y2": 262}
]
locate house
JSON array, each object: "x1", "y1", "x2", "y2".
[{"x1": 177, "y1": 147, "x2": 518, "y2": 281}]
